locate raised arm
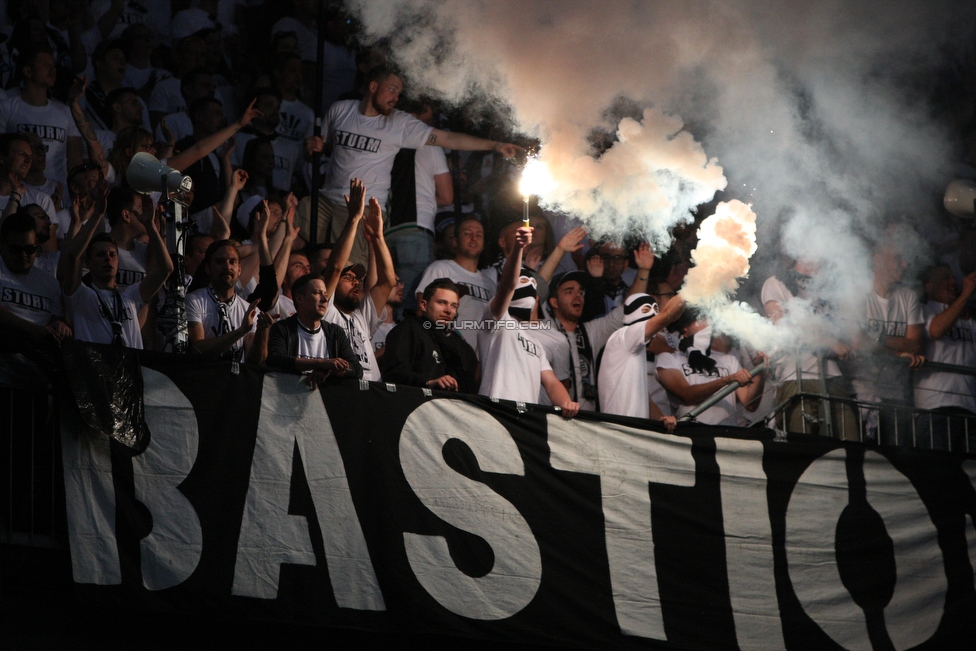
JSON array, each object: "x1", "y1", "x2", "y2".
[
  {"x1": 539, "y1": 225, "x2": 586, "y2": 282},
  {"x1": 68, "y1": 77, "x2": 110, "y2": 179},
  {"x1": 930, "y1": 271, "x2": 976, "y2": 339},
  {"x1": 488, "y1": 226, "x2": 532, "y2": 320},
  {"x1": 363, "y1": 197, "x2": 396, "y2": 309},
  {"x1": 167, "y1": 100, "x2": 263, "y2": 172},
  {"x1": 426, "y1": 129, "x2": 522, "y2": 158},
  {"x1": 138, "y1": 198, "x2": 175, "y2": 304},
  {"x1": 322, "y1": 178, "x2": 366, "y2": 300},
  {"x1": 57, "y1": 186, "x2": 108, "y2": 296},
  {"x1": 625, "y1": 243, "x2": 655, "y2": 298}
]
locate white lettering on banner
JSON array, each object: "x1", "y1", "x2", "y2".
[
  {"x1": 713, "y1": 438, "x2": 785, "y2": 651},
  {"x1": 546, "y1": 415, "x2": 695, "y2": 641},
  {"x1": 786, "y1": 449, "x2": 947, "y2": 651},
  {"x1": 134, "y1": 369, "x2": 203, "y2": 590},
  {"x1": 786, "y1": 449, "x2": 871, "y2": 651},
  {"x1": 61, "y1": 419, "x2": 120, "y2": 585},
  {"x1": 399, "y1": 399, "x2": 542, "y2": 620},
  {"x1": 232, "y1": 373, "x2": 385, "y2": 610},
  {"x1": 862, "y1": 451, "x2": 945, "y2": 649},
  {"x1": 965, "y1": 462, "x2": 976, "y2": 591}
]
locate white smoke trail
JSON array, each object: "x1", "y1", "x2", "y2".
[{"x1": 347, "y1": 0, "x2": 975, "y2": 348}]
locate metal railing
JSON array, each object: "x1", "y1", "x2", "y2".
[{"x1": 0, "y1": 380, "x2": 60, "y2": 548}]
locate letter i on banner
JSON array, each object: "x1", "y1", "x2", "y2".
[
  {"x1": 233, "y1": 373, "x2": 385, "y2": 609},
  {"x1": 713, "y1": 438, "x2": 784, "y2": 651},
  {"x1": 547, "y1": 416, "x2": 695, "y2": 641},
  {"x1": 399, "y1": 399, "x2": 542, "y2": 620}
]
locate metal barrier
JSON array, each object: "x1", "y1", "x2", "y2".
[{"x1": 0, "y1": 381, "x2": 59, "y2": 548}]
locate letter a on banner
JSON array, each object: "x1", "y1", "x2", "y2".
[
  {"x1": 134, "y1": 368, "x2": 203, "y2": 590},
  {"x1": 399, "y1": 399, "x2": 542, "y2": 620},
  {"x1": 233, "y1": 373, "x2": 384, "y2": 610},
  {"x1": 786, "y1": 448, "x2": 946, "y2": 651},
  {"x1": 547, "y1": 416, "x2": 696, "y2": 641}
]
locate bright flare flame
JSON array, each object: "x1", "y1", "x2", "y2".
[
  {"x1": 519, "y1": 159, "x2": 557, "y2": 198},
  {"x1": 681, "y1": 200, "x2": 758, "y2": 305}
]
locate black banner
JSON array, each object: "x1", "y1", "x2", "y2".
[{"x1": 60, "y1": 354, "x2": 976, "y2": 650}]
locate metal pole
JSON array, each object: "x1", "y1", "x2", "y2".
[
  {"x1": 678, "y1": 361, "x2": 767, "y2": 423},
  {"x1": 158, "y1": 196, "x2": 188, "y2": 353},
  {"x1": 309, "y1": 0, "x2": 327, "y2": 246},
  {"x1": 817, "y1": 352, "x2": 833, "y2": 438}
]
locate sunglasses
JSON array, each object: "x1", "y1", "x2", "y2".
[{"x1": 7, "y1": 243, "x2": 38, "y2": 255}]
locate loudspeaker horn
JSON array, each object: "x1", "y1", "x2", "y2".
[
  {"x1": 944, "y1": 179, "x2": 976, "y2": 218},
  {"x1": 126, "y1": 152, "x2": 193, "y2": 195}
]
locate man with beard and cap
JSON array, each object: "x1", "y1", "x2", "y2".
[
  {"x1": 380, "y1": 277, "x2": 479, "y2": 392},
  {"x1": 655, "y1": 309, "x2": 765, "y2": 426},
  {"x1": 0, "y1": 212, "x2": 70, "y2": 347},
  {"x1": 255, "y1": 273, "x2": 362, "y2": 388},
  {"x1": 597, "y1": 293, "x2": 686, "y2": 426},
  {"x1": 912, "y1": 264, "x2": 976, "y2": 450},
  {"x1": 372, "y1": 272, "x2": 404, "y2": 359},
  {"x1": 57, "y1": 197, "x2": 172, "y2": 349},
  {"x1": 321, "y1": 178, "x2": 397, "y2": 382},
  {"x1": 414, "y1": 215, "x2": 495, "y2": 352},
  {"x1": 534, "y1": 229, "x2": 658, "y2": 411},
  {"x1": 477, "y1": 223, "x2": 578, "y2": 416},
  {"x1": 301, "y1": 65, "x2": 523, "y2": 266}
]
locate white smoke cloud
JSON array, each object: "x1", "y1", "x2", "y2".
[{"x1": 347, "y1": 0, "x2": 975, "y2": 350}]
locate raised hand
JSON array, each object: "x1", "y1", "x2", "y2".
[
  {"x1": 343, "y1": 177, "x2": 366, "y2": 220},
  {"x1": 494, "y1": 142, "x2": 525, "y2": 159},
  {"x1": 634, "y1": 242, "x2": 655, "y2": 271},
  {"x1": 231, "y1": 168, "x2": 248, "y2": 191},
  {"x1": 557, "y1": 226, "x2": 588, "y2": 253},
  {"x1": 237, "y1": 98, "x2": 264, "y2": 129},
  {"x1": 585, "y1": 250, "x2": 604, "y2": 278},
  {"x1": 514, "y1": 225, "x2": 533, "y2": 250}
]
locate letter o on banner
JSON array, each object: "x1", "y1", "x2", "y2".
[
  {"x1": 785, "y1": 448, "x2": 946, "y2": 650},
  {"x1": 399, "y1": 399, "x2": 542, "y2": 620}
]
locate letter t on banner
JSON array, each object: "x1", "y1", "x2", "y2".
[{"x1": 547, "y1": 416, "x2": 695, "y2": 641}]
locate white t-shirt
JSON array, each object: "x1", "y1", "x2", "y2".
[
  {"x1": 324, "y1": 294, "x2": 381, "y2": 381},
  {"x1": 415, "y1": 259, "x2": 496, "y2": 352},
  {"x1": 186, "y1": 287, "x2": 250, "y2": 355},
  {"x1": 90, "y1": 0, "x2": 160, "y2": 40},
  {"x1": 598, "y1": 321, "x2": 651, "y2": 418},
  {"x1": 913, "y1": 301, "x2": 976, "y2": 413},
  {"x1": 0, "y1": 258, "x2": 62, "y2": 325},
  {"x1": 0, "y1": 186, "x2": 57, "y2": 222},
  {"x1": 0, "y1": 95, "x2": 81, "y2": 186},
  {"x1": 372, "y1": 320, "x2": 395, "y2": 353},
  {"x1": 123, "y1": 65, "x2": 170, "y2": 91},
  {"x1": 656, "y1": 349, "x2": 744, "y2": 426},
  {"x1": 271, "y1": 294, "x2": 296, "y2": 319},
  {"x1": 148, "y1": 76, "x2": 183, "y2": 115},
  {"x1": 278, "y1": 98, "x2": 315, "y2": 143},
  {"x1": 66, "y1": 282, "x2": 145, "y2": 348},
  {"x1": 232, "y1": 130, "x2": 304, "y2": 193},
  {"x1": 761, "y1": 275, "x2": 842, "y2": 382},
  {"x1": 170, "y1": 8, "x2": 219, "y2": 40},
  {"x1": 296, "y1": 321, "x2": 330, "y2": 362},
  {"x1": 854, "y1": 287, "x2": 925, "y2": 403},
  {"x1": 115, "y1": 240, "x2": 148, "y2": 288},
  {"x1": 478, "y1": 305, "x2": 554, "y2": 404},
  {"x1": 322, "y1": 100, "x2": 433, "y2": 207},
  {"x1": 414, "y1": 144, "x2": 449, "y2": 231}
]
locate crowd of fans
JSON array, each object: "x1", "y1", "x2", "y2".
[{"x1": 0, "y1": 1, "x2": 974, "y2": 450}]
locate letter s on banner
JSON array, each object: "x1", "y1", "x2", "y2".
[
  {"x1": 134, "y1": 368, "x2": 203, "y2": 590},
  {"x1": 547, "y1": 415, "x2": 696, "y2": 641},
  {"x1": 399, "y1": 399, "x2": 542, "y2": 620},
  {"x1": 786, "y1": 449, "x2": 946, "y2": 651}
]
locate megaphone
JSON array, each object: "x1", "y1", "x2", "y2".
[
  {"x1": 943, "y1": 179, "x2": 976, "y2": 218},
  {"x1": 127, "y1": 152, "x2": 193, "y2": 195}
]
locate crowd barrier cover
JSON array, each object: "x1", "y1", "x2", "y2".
[{"x1": 59, "y1": 352, "x2": 976, "y2": 650}]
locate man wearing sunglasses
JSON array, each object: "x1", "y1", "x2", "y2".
[{"x1": 0, "y1": 212, "x2": 71, "y2": 347}]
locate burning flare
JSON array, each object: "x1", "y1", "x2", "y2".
[{"x1": 519, "y1": 158, "x2": 557, "y2": 198}]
